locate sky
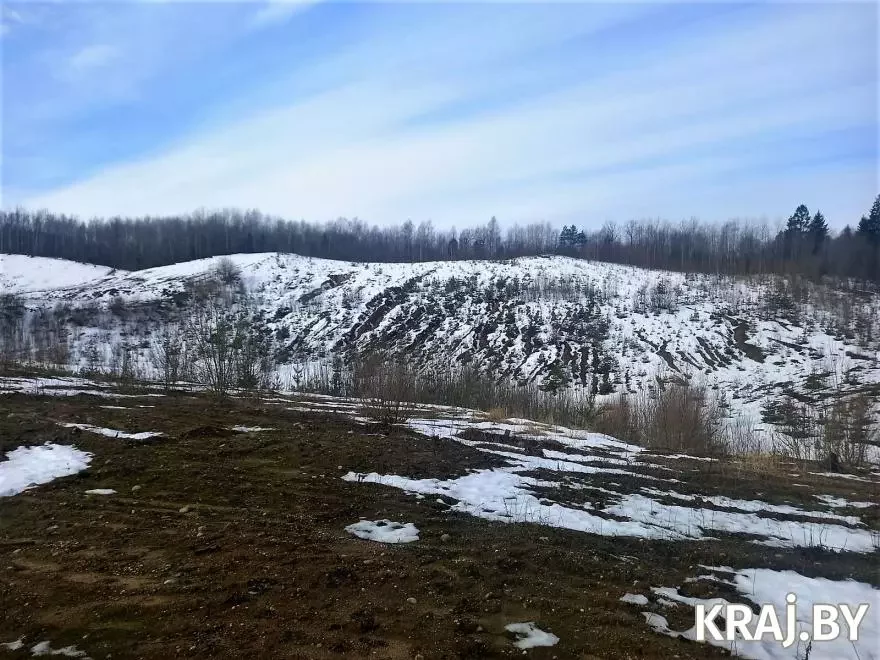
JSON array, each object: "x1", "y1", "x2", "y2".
[{"x1": 1, "y1": 0, "x2": 877, "y2": 229}]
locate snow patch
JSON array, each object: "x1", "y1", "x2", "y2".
[
  {"x1": 60, "y1": 423, "x2": 163, "y2": 441},
  {"x1": 30, "y1": 640, "x2": 91, "y2": 657},
  {"x1": 0, "y1": 444, "x2": 92, "y2": 497},
  {"x1": 620, "y1": 593, "x2": 650, "y2": 606},
  {"x1": 342, "y1": 467, "x2": 875, "y2": 551},
  {"x1": 84, "y1": 489, "x2": 116, "y2": 495},
  {"x1": 815, "y1": 494, "x2": 876, "y2": 509},
  {"x1": 344, "y1": 519, "x2": 419, "y2": 544},
  {"x1": 504, "y1": 622, "x2": 559, "y2": 649}
]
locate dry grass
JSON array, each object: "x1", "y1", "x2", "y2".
[
  {"x1": 725, "y1": 452, "x2": 795, "y2": 479},
  {"x1": 301, "y1": 356, "x2": 600, "y2": 429},
  {"x1": 486, "y1": 407, "x2": 508, "y2": 423}
]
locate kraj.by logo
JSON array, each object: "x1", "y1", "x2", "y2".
[{"x1": 695, "y1": 594, "x2": 870, "y2": 647}]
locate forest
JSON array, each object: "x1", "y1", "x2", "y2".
[{"x1": 1, "y1": 195, "x2": 878, "y2": 281}]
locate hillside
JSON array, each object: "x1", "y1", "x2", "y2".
[{"x1": 2, "y1": 252, "x2": 879, "y2": 455}]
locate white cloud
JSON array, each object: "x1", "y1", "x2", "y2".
[
  {"x1": 14, "y1": 2, "x2": 878, "y2": 227},
  {"x1": 68, "y1": 44, "x2": 119, "y2": 73}
]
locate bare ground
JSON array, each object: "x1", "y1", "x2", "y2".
[{"x1": 0, "y1": 389, "x2": 877, "y2": 659}]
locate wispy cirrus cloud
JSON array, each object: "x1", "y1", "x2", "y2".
[
  {"x1": 249, "y1": 0, "x2": 323, "y2": 29},
  {"x1": 66, "y1": 43, "x2": 120, "y2": 76},
  {"x1": 3, "y1": 1, "x2": 877, "y2": 227}
]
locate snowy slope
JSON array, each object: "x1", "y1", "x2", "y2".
[
  {"x1": 0, "y1": 254, "x2": 122, "y2": 294},
  {"x1": 4, "y1": 253, "x2": 880, "y2": 443}
]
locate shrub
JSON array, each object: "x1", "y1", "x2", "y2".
[
  {"x1": 301, "y1": 356, "x2": 599, "y2": 429},
  {"x1": 353, "y1": 355, "x2": 412, "y2": 425},
  {"x1": 594, "y1": 383, "x2": 726, "y2": 455},
  {"x1": 185, "y1": 296, "x2": 273, "y2": 397},
  {"x1": 215, "y1": 257, "x2": 242, "y2": 287}
]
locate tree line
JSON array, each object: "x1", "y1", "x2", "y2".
[
  {"x1": 561, "y1": 196, "x2": 879, "y2": 282},
  {"x1": 1, "y1": 195, "x2": 877, "y2": 281}
]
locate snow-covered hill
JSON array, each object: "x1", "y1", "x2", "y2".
[
  {"x1": 0, "y1": 254, "x2": 120, "y2": 293},
  {"x1": 3, "y1": 252, "x2": 879, "y2": 444}
]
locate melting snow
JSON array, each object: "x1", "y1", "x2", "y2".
[
  {"x1": 344, "y1": 519, "x2": 419, "y2": 543},
  {"x1": 504, "y1": 622, "x2": 559, "y2": 649},
  {"x1": 230, "y1": 425, "x2": 276, "y2": 433},
  {"x1": 84, "y1": 489, "x2": 116, "y2": 495},
  {"x1": 0, "y1": 376, "x2": 166, "y2": 400},
  {"x1": 30, "y1": 640, "x2": 91, "y2": 657},
  {"x1": 620, "y1": 593, "x2": 650, "y2": 606},
  {"x1": 60, "y1": 423, "x2": 164, "y2": 441},
  {"x1": 0, "y1": 444, "x2": 92, "y2": 497},
  {"x1": 342, "y1": 415, "x2": 877, "y2": 552},
  {"x1": 815, "y1": 494, "x2": 876, "y2": 509}
]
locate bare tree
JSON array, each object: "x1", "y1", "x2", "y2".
[
  {"x1": 150, "y1": 325, "x2": 184, "y2": 391},
  {"x1": 185, "y1": 296, "x2": 273, "y2": 397}
]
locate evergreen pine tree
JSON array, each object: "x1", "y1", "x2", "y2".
[
  {"x1": 783, "y1": 204, "x2": 811, "y2": 260},
  {"x1": 857, "y1": 194, "x2": 880, "y2": 245},
  {"x1": 786, "y1": 204, "x2": 811, "y2": 233},
  {"x1": 558, "y1": 225, "x2": 577, "y2": 249},
  {"x1": 808, "y1": 211, "x2": 828, "y2": 254}
]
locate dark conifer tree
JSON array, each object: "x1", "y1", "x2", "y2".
[
  {"x1": 857, "y1": 195, "x2": 880, "y2": 245},
  {"x1": 808, "y1": 211, "x2": 828, "y2": 254},
  {"x1": 787, "y1": 204, "x2": 811, "y2": 233}
]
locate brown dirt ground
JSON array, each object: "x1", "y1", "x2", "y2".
[{"x1": 0, "y1": 390, "x2": 877, "y2": 659}]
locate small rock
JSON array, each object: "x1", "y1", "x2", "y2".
[
  {"x1": 406, "y1": 597, "x2": 417, "y2": 605},
  {"x1": 131, "y1": 485, "x2": 142, "y2": 492},
  {"x1": 440, "y1": 533, "x2": 451, "y2": 542},
  {"x1": 179, "y1": 506, "x2": 190, "y2": 514}
]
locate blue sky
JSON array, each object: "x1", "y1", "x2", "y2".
[{"x1": 2, "y1": 1, "x2": 877, "y2": 228}]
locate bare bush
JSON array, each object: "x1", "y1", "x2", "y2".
[
  {"x1": 818, "y1": 393, "x2": 875, "y2": 469},
  {"x1": 301, "y1": 357, "x2": 599, "y2": 429},
  {"x1": 185, "y1": 296, "x2": 273, "y2": 397},
  {"x1": 0, "y1": 293, "x2": 27, "y2": 369},
  {"x1": 214, "y1": 257, "x2": 242, "y2": 287},
  {"x1": 29, "y1": 306, "x2": 71, "y2": 370},
  {"x1": 595, "y1": 383, "x2": 726, "y2": 455},
  {"x1": 353, "y1": 355, "x2": 413, "y2": 425},
  {"x1": 150, "y1": 326, "x2": 184, "y2": 391},
  {"x1": 109, "y1": 341, "x2": 137, "y2": 386}
]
